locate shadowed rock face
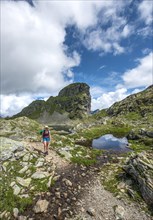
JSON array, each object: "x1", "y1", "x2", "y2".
[
  {"x1": 123, "y1": 152, "x2": 153, "y2": 206},
  {"x1": 12, "y1": 83, "x2": 91, "y2": 122}
]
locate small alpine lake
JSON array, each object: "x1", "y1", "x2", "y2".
[{"x1": 92, "y1": 134, "x2": 131, "y2": 152}]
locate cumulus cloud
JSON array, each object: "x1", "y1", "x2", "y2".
[
  {"x1": 122, "y1": 52, "x2": 153, "y2": 88},
  {"x1": 1, "y1": 1, "x2": 81, "y2": 95},
  {"x1": 1, "y1": 0, "x2": 130, "y2": 96},
  {"x1": 1, "y1": 0, "x2": 150, "y2": 116},
  {"x1": 90, "y1": 86, "x2": 105, "y2": 99},
  {"x1": 0, "y1": 94, "x2": 34, "y2": 117},
  {"x1": 91, "y1": 51, "x2": 153, "y2": 111},
  {"x1": 91, "y1": 88, "x2": 128, "y2": 111},
  {"x1": 138, "y1": 1, "x2": 153, "y2": 25}
]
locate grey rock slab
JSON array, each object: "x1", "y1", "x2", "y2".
[
  {"x1": 33, "y1": 199, "x2": 49, "y2": 213},
  {"x1": 114, "y1": 205, "x2": 125, "y2": 220},
  {"x1": 16, "y1": 177, "x2": 31, "y2": 187},
  {"x1": 87, "y1": 208, "x2": 96, "y2": 216},
  {"x1": 13, "y1": 184, "x2": 21, "y2": 195},
  {"x1": 23, "y1": 153, "x2": 32, "y2": 162},
  {"x1": 31, "y1": 171, "x2": 49, "y2": 179},
  {"x1": 18, "y1": 216, "x2": 27, "y2": 220},
  {"x1": 19, "y1": 166, "x2": 29, "y2": 174},
  {"x1": 35, "y1": 161, "x2": 44, "y2": 168},
  {"x1": 13, "y1": 208, "x2": 19, "y2": 218},
  {"x1": 47, "y1": 175, "x2": 53, "y2": 188}
]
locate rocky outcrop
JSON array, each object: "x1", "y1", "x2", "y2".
[
  {"x1": 0, "y1": 116, "x2": 41, "y2": 141},
  {"x1": 107, "y1": 85, "x2": 153, "y2": 117},
  {"x1": 123, "y1": 152, "x2": 153, "y2": 206},
  {"x1": 12, "y1": 83, "x2": 91, "y2": 122},
  {"x1": 0, "y1": 137, "x2": 56, "y2": 219}
]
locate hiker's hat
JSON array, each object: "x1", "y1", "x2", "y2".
[{"x1": 45, "y1": 125, "x2": 49, "y2": 128}]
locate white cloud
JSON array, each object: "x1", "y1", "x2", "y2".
[
  {"x1": 121, "y1": 25, "x2": 133, "y2": 38},
  {"x1": 98, "y1": 65, "x2": 105, "y2": 70},
  {"x1": 122, "y1": 52, "x2": 153, "y2": 88},
  {"x1": 1, "y1": 1, "x2": 82, "y2": 95},
  {"x1": 83, "y1": 23, "x2": 133, "y2": 55},
  {"x1": 142, "y1": 48, "x2": 152, "y2": 55},
  {"x1": 90, "y1": 86, "x2": 105, "y2": 98},
  {"x1": 91, "y1": 88, "x2": 128, "y2": 110},
  {"x1": 1, "y1": 0, "x2": 131, "y2": 97},
  {"x1": 1, "y1": 0, "x2": 149, "y2": 116},
  {"x1": 0, "y1": 94, "x2": 34, "y2": 117},
  {"x1": 138, "y1": 1, "x2": 153, "y2": 25}
]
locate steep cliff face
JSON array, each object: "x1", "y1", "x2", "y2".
[
  {"x1": 12, "y1": 83, "x2": 91, "y2": 122},
  {"x1": 107, "y1": 85, "x2": 153, "y2": 117}
]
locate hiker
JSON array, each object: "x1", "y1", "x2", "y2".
[{"x1": 42, "y1": 125, "x2": 51, "y2": 155}]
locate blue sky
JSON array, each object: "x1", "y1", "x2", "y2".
[{"x1": 1, "y1": 0, "x2": 153, "y2": 116}]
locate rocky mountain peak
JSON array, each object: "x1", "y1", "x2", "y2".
[
  {"x1": 12, "y1": 83, "x2": 91, "y2": 122},
  {"x1": 58, "y1": 83, "x2": 90, "y2": 97}
]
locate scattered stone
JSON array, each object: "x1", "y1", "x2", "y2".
[
  {"x1": 33, "y1": 199, "x2": 49, "y2": 213},
  {"x1": 13, "y1": 208, "x2": 19, "y2": 218},
  {"x1": 58, "y1": 207, "x2": 62, "y2": 217},
  {"x1": 114, "y1": 205, "x2": 125, "y2": 220},
  {"x1": 18, "y1": 215, "x2": 27, "y2": 220},
  {"x1": 63, "y1": 192, "x2": 68, "y2": 198},
  {"x1": 87, "y1": 207, "x2": 96, "y2": 216},
  {"x1": 16, "y1": 177, "x2": 31, "y2": 187},
  {"x1": 47, "y1": 175, "x2": 53, "y2": 188},
  {"x1": 23, "y1": 153, "x2": 31, "y2": 162},
  {"x1": 19, "y1": 166, "x2": 29, "y2": 174},
  {"x1": 31, "y1": 171, "x2": 48, "y2": 179},
  {"x1": 13, "y1": 184, "x2": 21, "y2": 195},
  {"x1": 63, "y1": 178, "x2": 73, "y2": 187},
  {"x1": 53, "y1": 175, "x2": 60, "y2": 181},
  {"x1": 10, "y1": 181, "x2": 16, "y2": 187},
  {"x1": 55, "y1": 192, "x2": 61, "y2": 199},
  {"x1": 19, "y1": 194, "x2": 29, "y2": 198},
  {"x1": 35, "y1": 161, "x2": 44, "y2": 167}
]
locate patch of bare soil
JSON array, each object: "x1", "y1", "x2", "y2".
[
  {"x1": 70, "y1": 178, "x2": 153, "y2": 220},
  {"x1": 27, "y1": 141, "x2": 69, "y2": 171}
]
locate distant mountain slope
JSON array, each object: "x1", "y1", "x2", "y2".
[
  {"x1": 107, "y1": 85, "x2": 153, "y2": 117},
  {"x1": 12, "y1": 83, "x2": 91, "y2": 123}
]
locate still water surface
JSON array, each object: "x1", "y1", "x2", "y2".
[{"x1": 92, "y1": 134, "x2": 130, "y2": 152}]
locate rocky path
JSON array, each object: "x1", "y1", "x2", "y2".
[
  {"x1": 28, "y1": 142, "x2": 69, "y2": 171},
  {"x1": 22, "y1": 142, "x2": 152, "y2": 220}
]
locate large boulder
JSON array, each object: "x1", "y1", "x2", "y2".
[
  {"x1": 0, "y1": 137, "x2": 25, "y2": 161},
  {"x1": 123, "y1": 152, "x2": 153, "y2": 206}
]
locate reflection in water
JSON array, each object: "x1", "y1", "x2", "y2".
[{"x1": 92, "y1": 134, "x2": 130, "y2": 152}]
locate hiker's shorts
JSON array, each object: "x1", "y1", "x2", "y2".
[{"x1": 43, "y1": 137, "x2": 50, "y2": 142}]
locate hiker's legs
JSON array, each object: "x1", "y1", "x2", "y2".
[
  {"x1": 43, "y1": 141, "x2": 47, "y2": 152},
  {"x1": 46, "y1": 141, "x2": 50, "y2": 154}
]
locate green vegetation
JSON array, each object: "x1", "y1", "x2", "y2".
[
  {"x1": 70, "y1": 146, "x2": 102, "y2": 166},
  {"x1": 101, "y1": 164, "x2": 123, "y2": 195},
  {"x1": 73, "y1": 124, "x2": 131, "y2": 140},
  {"x1": 90, "y1": 109, "x2": 108, "y2": 119},
  {"x1": 124, "y1": 112, "x2": 142, "y2": 120},
  {"x1": 0, "y1": 187, "x2": 33, "y2": 213},
  {"x1": 129, "y1": 141, "x2": 152, "y2": 152},
  {"x1": 0, "y1": 154, "x2": 53, "y2": 214}
]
